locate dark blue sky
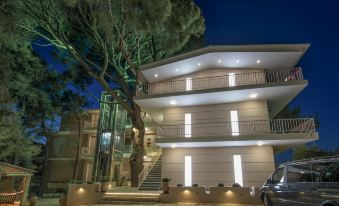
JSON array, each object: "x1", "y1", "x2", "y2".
[
  {"x1": 195, "y1": 0, "x2": 339, "y2": 151},
  {"x1": 35, "y1": 1, "x2": 339, "y2": 156}
]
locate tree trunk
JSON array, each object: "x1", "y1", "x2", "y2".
[
  {"x1": 72, "y1": 115, "x2": 82, "y2": 180},
  {"x1": 130, "y1": 103, "x2": 145, "y2": 187}
]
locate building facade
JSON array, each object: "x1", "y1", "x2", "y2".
[
  {"x1": 44, "y1": 44, "x2": 318, "y2": 192},
  {"x1": 134, "y1": 44, "x2": 318, "y2": 187}
]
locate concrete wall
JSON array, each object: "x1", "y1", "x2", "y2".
[
  {"x1": 161, "y1": 101, "x2": 269, "y2": 136},
  {"x1": 163, "y1": 101, "x2": 269, "y2": 124},
  {"x1": 161, "y1": 146, "x2": 275, "y2": 187}
]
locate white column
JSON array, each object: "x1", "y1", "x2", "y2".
[
  {"x1": 229, "y1": 73, "x2": 236, "y2": 87},
  {"x1": 230, "y1": 110, "x2": 239, "y2": 136},
  {"x1": 233, "y1": 155, "x2": 243, "y2": 186},
  {"x1": 185, "y1": 156, "x2": 192, "y2": 186},
  {"x1": 186, "y1": 78, "x2": 192, "y2": 91},
  {"x1": 185, "y1": 113, "x2": 191, "y2": 138}
]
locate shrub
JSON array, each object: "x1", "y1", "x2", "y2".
[
  {"x1": 218, "y1": 183, "x2": 224, "y2": 187},
  {"x1": 162, "y1": 178, "x2": 171, "y2": 182},
  {"x1": 193, "y1": 183, "x2": 198, "y2": 187},
  {"x1": 232, "y1": 183, "x2": 242, "y2": 187}
]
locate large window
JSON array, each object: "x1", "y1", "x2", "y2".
[
  {"x1": 272, "y1": 167, "x2": 285, "y2": 183},
  {"x1": 312, "y1": 162, "x2": 339, "y2": 182},
  {"x1": 287, "y1": 164, "x2": 313, "y2": 183},
  {"x1": 185, "y1": 113, "x2": 191, "y2": 138},
  {"x1": 185, "y1": 156, "x2": 192, "y2": 186},
  {"x1": 229, "y1": 73, "x2": 236, "y2": 87},
  {"x1": 186, "y1": 78, "x2": 192, "y2": 91},
  {"x1": 233, "y1": 155, "x2": 243, "y2": 186},
  {"x1": 230, "y1": 110, "x2": 239, "y2": 136}
]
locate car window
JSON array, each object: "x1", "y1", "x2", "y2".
[
  {"x1": 312, "y1": 161, "x2": 339, "y2": 182},
  {"x1": 272, "y1": 167, "x2": 285, "y2": 183},
  {"x1": 287, "y1": 163, "x2": 313, "y2": 183}
]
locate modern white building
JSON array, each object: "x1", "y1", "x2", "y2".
[{"x1": 134, "y1": 44, "x2": 318, "y2": 188}]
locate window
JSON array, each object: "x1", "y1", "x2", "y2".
[
  {"x1": 287, "y1": 164, "x2": 313, "y2": 183},
  {"x1": 185, "y1": 156, "x2": 192, "y2": 186},
  {"x1": 185, "y1": 113, "x2": 191, "y2": 138},
  {"x1": 272, "y1": 167, "x2": 285, "y2": 183},
  {"x1": 229, "y1": 73, "x2": 236, "y2": 87},
  {"x1": 233, "y1": 155, "x2": 243, "y2": 186},
  {"x1": 312, "y1": 162, "x2": 339, "y2": 182},
  {"x1": 186, "y1": 78, "x2": 192, "y2": 91},
  {"x1": 230, "y1": 110, "x2": 239, "y2": 136}
]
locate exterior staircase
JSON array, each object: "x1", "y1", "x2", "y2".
[{"x1": 138, "y1": 156, "x2": 162, "y2": 191}]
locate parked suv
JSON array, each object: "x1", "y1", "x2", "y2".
[{"x1": 261, "y1": 156, "x2": 339, "y2": 206}]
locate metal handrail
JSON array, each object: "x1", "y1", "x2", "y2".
[
  {"x1": 137, "y1": 68, "x2": 303, "y2": 96},
  {"x1": 137, "y1": 148, "x2": 162, "y2": 188},
  {"x1": 157, "y1": 118, "x2": 315, "y2": 137}
]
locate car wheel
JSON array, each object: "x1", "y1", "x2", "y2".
[{"x1": 263, "y1": 193, "x2": 273, "y2": 206}]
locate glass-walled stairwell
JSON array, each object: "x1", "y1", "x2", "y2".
[{"x1": 92, "y1": 92, "x2": 132, "y2": 182}]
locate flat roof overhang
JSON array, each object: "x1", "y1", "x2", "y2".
[
  {"x1": 155, "y1": 132, "x2": 318, "y2": 148},
  {"x1": 141, "y1": 44, "x2": 310, "y2": 83},
  {"x1": 134, "y1": 80, "x2": 308, "y2": 123}
]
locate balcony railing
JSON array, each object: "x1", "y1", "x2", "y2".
[
  {"x1": 137, "y1": 68, "x2": 303, "y2": 96},
  {"x1": 157, "y1": 118, "x2": 315, "y2": 138}
]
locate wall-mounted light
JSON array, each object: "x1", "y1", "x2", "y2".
[
  {"x1": 154, "y1": 74, "x2": 158, "y2": 77},
  {"x1": 250, "y1": 93, "x2": 258, "y2": 98},
  {"x1": 256, "y1": 59, "x2": 261, "y2": 64},
  {"x1": 256, "y1": 141, "x2": 263, "y2": 146},
  {"x1": 170, "y1": 100, "x2": 177, "y2": 105}
]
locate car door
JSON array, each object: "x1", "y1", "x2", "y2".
[
  {"x1": 312, "y1": 160, "x2": 339, "y2": 205},
  {"x1": 285, "y1": 163, "x2": 315, "y2": 206},
  {"x1": 268, "y1": 167, "x2": 289, "y2": 206}
]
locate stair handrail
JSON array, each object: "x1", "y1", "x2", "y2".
[{"x1": 138, "y1": 148, "x2": 162, "y2": 188}]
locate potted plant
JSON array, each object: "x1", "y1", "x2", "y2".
[
  {"x1": 218, "y1": 183, "x2": 224, "y2": 187},
  {"x1": 100, "y1": 177, "x2": 110, "y2": 192},
  {"x1": 59, "y1": 186, "x2": 67, "y2": 206},
  {"x1": 193, "y1": 183, "x2": 199, "y2": 187},
  {"x1": 162, "y1": 178, "x2": 171, "y2": 194}
]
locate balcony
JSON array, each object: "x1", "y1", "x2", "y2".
[
  {"x1": 137, "y1": 68, "x2": 303, "y2": 97},
  {"x1": 155, "y1": 118, "x2": 318, "y2": 148},
  {"x1": 55, "y1": 120, "x2": 99, "y2": 133}
]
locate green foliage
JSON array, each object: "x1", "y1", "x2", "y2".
[
  {"x1": 19, "y1": 0, "x2": 205, "y2": 109},
  {"x1": 275, "y1": 105, "x2": 320, "y2": 129},
  {"x1": 162, "y1": 177, "x2": 171, "y2": 182},
  {"x1": 292, "y1": 144, "x2": 339, "y2": 161}
]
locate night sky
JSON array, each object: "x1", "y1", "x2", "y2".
[
  {"x1": 195, "y1": 0, "x2": 339, "y2": 153},
  {"x1": 35, "y1": 1, "x2": 339, "y2": 161}
]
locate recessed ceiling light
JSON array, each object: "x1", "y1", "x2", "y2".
[
  {"x1": 170, "y1": 100, "x2": 177, "y2": 105},
  {"x1": 218, "y1": 59, "x2": 222, "y2": 63},
  {"x1": 256, "y1": 141, "x2": 263, "y2": 146},
  {"x1": 250, "y1": 93, "x2": 258, "y2": 98},
  {"x1": 171, "y1": 144, "x2": 176, "y2": 148},
  {"x1": 236, "y1": 59, "x2": 240, "y2": 63},
  {"x1": 197, "y1": 62, "x2": 201, "y2": 66},
  {"x1": 154, "y1": 74, "x2": 158, "y2": 77},
  {"x1": 175, "y1": 69, "x2": 179, "y2": 72},
  {"x1": 256, "y1": 59, "x2": 261, "y2": 64}
]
